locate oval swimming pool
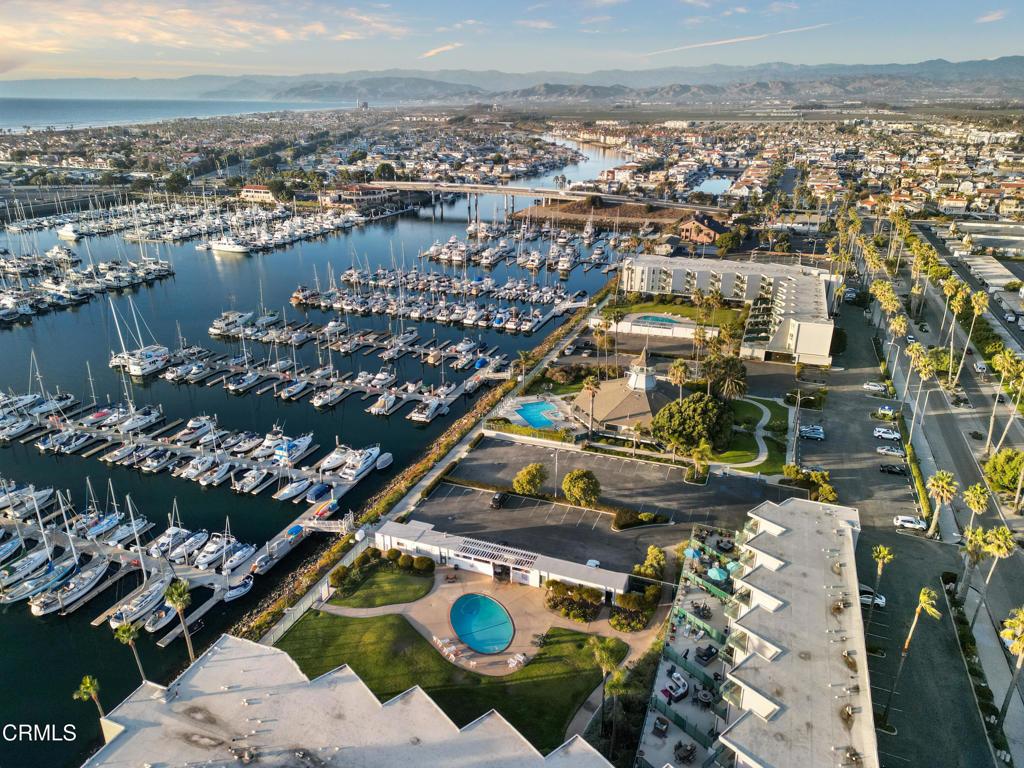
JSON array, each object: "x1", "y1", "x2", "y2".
[{"x1": 449, "y1": 593, "x2": 515, "y2": 654}]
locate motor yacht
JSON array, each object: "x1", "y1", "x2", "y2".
[
  {"x1": 147, "y1": 526, "x2": 189, "y2": 558},
  {"x1": 230, "y1": 431, "x2": 262, "y2": 455},
  {"x1": 199, "y1": 461, "x2": 235, "y2": 487},
  {"x1": 169, "y1": 529, "x2": 209, "y2": 563},
  {"x1": 318, "y1": 444, "x2": 352, "y2": 472},
  {"x1": 271, "y1": 432, "x2": 312, "y2": 466},
  {"x1": 408, "y1": 397, "x2": 447, "y2": 423},
  {"x1": 272, "y1": 477, "x2": 312, "y2": 502},
  {"x1": 220, "y1": 542, "x2": 256, "y2": 573},
  {"x1": 339, "y1": 445, "x2": 381, "y2": 483},
  {"x1": 182, "y1": 456, "x2": 216, "y2": 481},
  {"x1": 368, "y1": 391, "x2": 397, "y2": 415},
  {"x1": 194, "y1": 533, "x2": 236, "y2": 570},
  {"x1": 250, "y1": 428, "x2": 286, "y2": 459}
]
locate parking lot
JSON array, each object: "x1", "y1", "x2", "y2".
[
  {"x1": 413, "y1": 482, "x2": 685, "y2": 574},
  {"x1": 452, "y1": 436, "x2": 800, "y2": 523}
]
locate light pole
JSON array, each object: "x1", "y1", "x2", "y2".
[{"x1": 549, "y1": 450, "x2": 559, "y2": 501}]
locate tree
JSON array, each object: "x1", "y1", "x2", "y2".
[
  {"x1": 668, "y1": 358, "x2": 688, "y2": 403},
  {"x1": 582, "y1": 375, "x2": 600, "y2": 436},
  {"x1": 715, "y1": 231, "x2": 740, "y2": 257},
  {"x1": 986, "y1": 350, "x2": 1019, "y2": 454},
  {"x1": 164, "y1": 579, "x2": 195, "y2": 663},
  {"x1": 616, "y1": 592, "x2": 646, "y2": 612},
  {"x1": 956, "y1": 527, "x2": 988, "y2": 604},
  {"x1": 517, "y1": 349, "x2": 531, "y2": 387},
  {"x1": 513, "y1": 462, "x2": 548, "y2": 496},
  {"x1": 714, "y1": 357, "x2": 748, "y2": 401},
  {"x1": 164, "y1": 170, "x2": 189, "y2": 194},
  {"x1": 114, "y1": 622, "x2": 146, "y2": 683},
  {"x1": 881, "y1": 587, "x2": 941, "y2": 725},
  {"x1": 953, "y1": 291, "x2": 989, "y2": 385},
  {"x1": 971, "y1": 526, "x2": 1015, "y2": 629},
  {"x1": 587, "y1": 636, "x2": 620, "y2": 736},
  {"x1": 963, "y1": 483, "x2": 990, "y2": 529},
  {"x1": 866, "y1": 545, "x2": 893, "y2": 633},
  {"x1": 689, "y1": 440, "x2": 713, "y2": 479},
  {"x1": 266, "y1": 177, "x2": 290, "y2": 200},
  {"x1": 373, "y1": 162, "x2": 396, "y2": 181},
  {"x1": 329, "y1": 564, "x2": 350, "y2": 587},
  {"x1": 73, "y1": 675, "x2": 104, "y2": 719},
  {"x1": 562, "y1": 469, "x2": 601, "y2": 508},
  {"x1": 984, "y1": 448, "x2": 1024, "y2": 493},
  {"x1": 651, "y1": 392, "x2": 734, "y2": 453},
  {"x1": 998, "y1": 608, "x2": 1024, "y2": 729},
  {"x1": 398, "y1": 553, "x2": 414, "y2": 569},
  {"x1": 412, "y1": 556, "x2": 434, "y2": 573},
  {"x1": 925, "y1": 470, "x2": 958, "y2": 539}
]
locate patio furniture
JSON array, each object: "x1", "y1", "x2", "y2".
[
  {"x1": 697, "y1": 690, "x2": 714, "y2": 707},
  {"x1": 652, "y1": 716, "x2": 670, "y2": 738},
  {"x1": 675, "y1": 742, "x2": 697, "y2": 764}
]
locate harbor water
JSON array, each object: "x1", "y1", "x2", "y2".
[{"x1": 0, "y1": 137, "x2": 627, "y2": 768}]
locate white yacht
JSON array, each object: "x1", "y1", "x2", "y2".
[
  {"x1": 169, "y1": 529, "x2": 209, "y2": 563},
  {"x1": 194, "y1": 533, "x2": 236, "y2": 570},
  {"x1": 117, "y1": 405, "x2": 162, "y2": 434},
  {"x1": 126, "y1": 345, "x2": 170, "y2": 377},
  {"x1": 147, "y1": 526, "x2": 189, "y2": 558},
  {"x1": 221, "y1": 542, "x2": 256, "y2": 573},
  {"x1": 29, "y1": 556, "x2": 109, "y2": 616},
  {"x1": 318, "y1": 444, "x2": 352, "y2": 472},
  {"x1": 273, "y1": 478, "x2": 312, "y2": 502},
  {"x1": 408, "y1": 397, "x2": 447, "y2": 423},
  {"x1": 271, "y1": 432, "x2": 312, "y2": 466},
  {"x1": 209, "y1": 236, "x2": 249, "y2": 254},
  {"x1": 108, "y1": 575, "x2": 172, "y2": 628},
  {"x1": 339, "y1": 445, "x2": 381, "y2": 482},
  {"x1": 368, "y1": 391, "x2": 397, "y2": 415}
]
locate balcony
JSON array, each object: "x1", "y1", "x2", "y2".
[
  {"x1": 720, "y1": 680, "x2": 743, "y2": 709},
  {"x1": 725, "y1": 630, "x2": 748, "y2": 654},
  {"x1": 723, "y1": 591, "x2": 750, "y2": 621}
]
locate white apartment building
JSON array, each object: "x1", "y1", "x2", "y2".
[
  {"x1": 621, "y1": 255, "x2": 837, "y2": 365},
  {"x1": 718, "y1": 498, "x2": 879, "y2": 768}
]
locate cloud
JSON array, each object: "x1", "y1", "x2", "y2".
[
  {"x1": 975, "y1": 9, "x2": 1006, "y2": 23},
  {"x1": 420, "y1": 42, "x2": 462, "y2": 58},
  {"x1": 766, "y1": 1, "x2": 798, "y2": 11},
  {"x1": 647, "y1": 22, "x2": 833, "y2": 55},
  {"x1": 722, "y1": 6, "x2": 749, "y2": 16},
  {"x1": 516, "y1": 19, "x2": 555, "y2": 29},
  {"x1": 581, "y1": 15, "x2": 612, "y2": 23},
  {"x1": 526, "y1": 2, "x2": 547, "y2": 9},
  {"x1": 681, "y1": 0, "x2": 711, "y2": 6},
  {"x1": 587, "y1": 0, "x2": 626, "y2": 5}
]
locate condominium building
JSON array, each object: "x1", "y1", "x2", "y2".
[
  {"x1": 719, "y1": 498, "x2": 879, "y2": 768},
  {"x1": 620, "y1": 255, "x2": 837, "y2": 365}
]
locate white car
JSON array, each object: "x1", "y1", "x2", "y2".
[
  {"x1": 876, "y1": 445, "x2": 906, "y2": 458},
  {"x1": 859, "y1": 584, "x2": 886, "y2": 609},
  {"x1": 974, "y1": 361, "x2": 988, "y2": 374},
  {"x1": 563, "y1": 344, "x2": 576, "y2": 356},
  {"x1": 893, "y1": 515, "x2": 927, "y2": 531},
  {"x1": 862, "y1": 382, "x2": 887, "y2": 393},
  {"x1": 873, "y1": 427, "x2": 901, "y2": 441}
]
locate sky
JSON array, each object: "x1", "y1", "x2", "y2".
[{"x1": 0, "y1": 0, "x2": 1019, "y2": 79}]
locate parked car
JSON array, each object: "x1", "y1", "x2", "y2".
[
  {"x1": 906, "y1": 334, "x2": 917, "y2": 344},
  {"x1": 877, "y1": 405, "x2": 897, "y2": 418},
  {"x1": 873, "y1": 427, "x2": 901, "y2": 441},
  {"x1": 879, "y1": 464, "x2": 907, "y2": 476},
  {"x1": 800, "y1": 430, "x2": 825, "y2": 441},
  {"x1": 586, "y1": 559, "x2": 601, "y2": 568},
  {"x1": 695, "y1": 644, "x2": 719, "y2": 666},
  {"x1": 859, "y1": 584, "x2": 886, "y2": 609},
  {"x1": 876, "y1": 445, "x2": 906, "y2": 458},
  {"x1": 489, "y1": 492, "x2": 508, "y2": 509},
  {"x1": 862, "y1": 381, "x2": 887, "y2": 393},
  {"x1": 893, "y1": 515, "x2": 927, "y2": 531},
  {"x1": 974, "y1": 361, "x2": 988, "y2": 374},
  {"x1": 562, "y1": 344, "x2": 576, "y2": 356}
]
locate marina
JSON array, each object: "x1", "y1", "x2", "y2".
[{"x1": 0, "y1": 135, "x2": 626, "y2": 768}]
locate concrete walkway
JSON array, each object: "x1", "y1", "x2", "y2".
[
  {"x1": 964, "y1": 587, "x2": 1024, "y2": 766},
  {"x1": 728, "y1": 397, "x2": 771, "y2": 469}
]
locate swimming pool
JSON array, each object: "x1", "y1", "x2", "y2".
[
  {"x1": 450, "y1": 593, "x2": 515, "y2": 654},
  {"x1": 636, "y1": 314, "x2": 683, "y2": 325},
  {"x1": 515, "y1": 400, "x2": 558, "y2": 429}
]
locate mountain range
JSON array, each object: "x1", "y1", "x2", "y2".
[{"x1": 0, "y1": 56, "x2": 1021, "y2": 105}]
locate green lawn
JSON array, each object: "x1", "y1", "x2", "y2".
[
  {"x1": 615, "y1": 301, "x2": 741, "y2": 327},
  {"x1": 714, "y1": 431, "x2": 759, "y2": 464},
  {"x1": 329, "y1": 568, "x2": 433, "y2": 609},
  {"x1": 745, "y1": 436, "x2": 788, "y2": 476},
  {"x1": 729, "y1": 399, "x2": 763, "y2": 427},
  {"x1": 276, "y1": 611, "x2": 627, "y2": 752},
  {"x1": 749, "y1": 397, "x2": 789, "y2": 428}
]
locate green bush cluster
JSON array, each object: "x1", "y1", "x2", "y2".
[{"x1": 545, "y1": 579, "x2": 603, "y2": 623}]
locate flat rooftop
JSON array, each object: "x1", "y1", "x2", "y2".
[
  {"x1": 721, "y1": 498, "x2": 879, "y2": 768},
  {"x1": 83, "y1": 634, "x2": 612, "y2": 768}
]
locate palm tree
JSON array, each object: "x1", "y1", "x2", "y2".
[
  {"x1": 902, "y1": 342, "x2": 926, "y2": 400},
  {"x1": 668, "y1": 358, "x2": 688, "y2": 403},
  {"x1": 115, "y1": 622, "x2": 146, "y2": 683},
  {"x1": 631, "y1": 424, "x2": 651, "y2": 458},
  {"x1": 946, "y1": 289, "x2": 968, "y2": 383},
  {"x1": 604, "y1": 667, "x2": 629, "y2": 759},
  {"x1": 881, "y1": 587, "x2": 942, "y2": 725},
  {"x1": 925, "y1": 470, "x2": 958, "y2": 539},
  {"x1": 582, "y1": 375, "x2": 599, "y2": 437},
  {"x1": 517, "y1": 349, "x2": 531, "y2": 390},
  {"x1": 956, "y1": 527, "x2": 988, "y2": 604},
  {"x1": 994, "y1": 365, "x2": 1024, "y2": 454},
  {"x1": 689, "y1": 440, "x2": 713, "y2": 480},
  {"x1": 587, "y1": 636, "x2": 619, "y2": 735},
  {"x1": 998, "y1": 608, "x2": 1024, "y2": 729},
  {"x1": 716, "y1": 358, "x2": 748, "y2": 401},
  {"x1": 986, "y1": 350, "x2": 1019, "y2": 454},
  {"x1": 970, "y1": 526, "x2": 1015, "y2": 629},
  {"x1": 939, "y1": 277, "x2": 961, "y2": 337},
  {"x1": 865, "y1": 545, "x2": 894, "y2": 633},
  {"x1": 953, "y1": 291, "x2": 988, "y2": 385},
  {"x1": 73, "y1": 675, "x2": 104, "y2": 718},
  {"x1": 165, "y1": 579, "x2": 195, "y2": 663},
  {"x1": 908, "y1": 357, "x2": 935, "y2": 443},
  {"x1": 887, "y1": 314, "x2": 908, "y2": 369},
  {"x1": 963, "y1": 483, "x2": 990, "y2": 529}
]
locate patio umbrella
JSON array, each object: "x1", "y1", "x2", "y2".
[
  {"x1": 683, "y1": 547, "x2": 700, "y2": 560},
  {"x1": 707, "y1": 566, "x2": 729, "y2": 582},
  {"x1": 726, "y1": 560, "x2": 743, "y2": 574}
]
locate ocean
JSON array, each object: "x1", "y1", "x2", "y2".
[
  {"x1": 0, "y1": 137, "x2": 628, "y2": 768},
  {"x1": 0, "y1": 98, "x2": 349, "y2": 132}
]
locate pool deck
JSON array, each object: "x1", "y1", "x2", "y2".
[{"x1": 316, "y1": 568, "x2": 666, "y2": 679}]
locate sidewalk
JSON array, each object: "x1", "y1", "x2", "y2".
[{"x1": 964, "y1": 587, "x2": 1024, "y2": 766}]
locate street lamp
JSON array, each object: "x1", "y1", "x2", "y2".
[{"x1": 549, "y1": 450, "x2": 559, "y2": 501}]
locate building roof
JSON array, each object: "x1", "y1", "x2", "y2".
[
  {"x1": 572, "y1": 377, "x2": 673, "y2": 430},
  {"x1": 720, "y1": 498, "x2": 879, "y2": 768},
  {"x1": 84, "y1": 634, "x2": 612, "y2": 768}
]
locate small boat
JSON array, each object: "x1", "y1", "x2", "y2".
[
  {"x1": 109, "y1": 575, "x2": 171, "y2": 628},
  {"x1": 376, "y1": 452, "x2": 394, "y2": 471},
  {"x1": 368, "y1": 391, "x2": 397, "y2": 415},
  {"x1": 223, "y1": 575, "x2": 254, "y2": 602},
  {"x1": 85, "y1": 512, "x2": 123, "y2": 539},
  {"x1": 230, "y1": 431, "x2": 262, "y2": 454},
  {"x1": 318, "y1": 444, "x2": 352, "y2": 472},
  {"x1": 144, "y1": 602, "x2": 177, "y2": 633},
  {"x1": 273, "y1": 478, "x2": 312, "y2": 502},
  {"x1": 169, "y1": 529, "x2": 209, "y2": 563},
  {"x1": 304, "y1": 482, "x2": 332, "y2": 504},
  {"x1": 221, "y1": 543, "x2": 256, "y2": 573}
]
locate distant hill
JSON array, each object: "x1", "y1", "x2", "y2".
[{"x1": 0, "y1": 56, "x2": 1021, "y2": 105}]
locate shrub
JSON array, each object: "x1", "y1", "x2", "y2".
[
  {"x1": 562, "y1": 468, "x2": 601, "y2": 507},
  {"x1": 644, "y1": 583, "x2": 661, "y2": 605},
  {"x1": 633, "y1": 546, "x2": 666, "y2": 580},
  {"x1": 651, "y1": 392, "x2": 734, "y2": 452},
  {"x1": 385, "y1": 548, "x2": 401, "y2": 562},
  {"x1": 617, "y1": 592, "x2": 646, "y2": 612},
  {"x1": 366, "y1": 546, "x2": 382, "y2": 560},
  {"x1": 328, "y1": 564, "x2": 349, "y2": 588},
  {"x1": 353, "y1": 551, "x2": 372, "y2": 568},
  {"x1": 412, "y1": 556, "x2": 435, "y2": 573},
  {"x1": 398, "y1": 553, "x2": 414, "y2": 570},
  {"x1": 513, "y1": 462, "x2": 549, "y2": 496},
  {"x1": 984, "y1": 448, "x2": 1024, "y2": 493}
]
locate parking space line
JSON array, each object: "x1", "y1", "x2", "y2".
[
  {"x1": 559, "y1": 506, "x2": 571, "y2": 523},
  {"x1": 592, "y1": 511, "x2": 602, "y2": 530},
  {"x1": 574, "y1": 508, "x2": 587, "y2": 527}
]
